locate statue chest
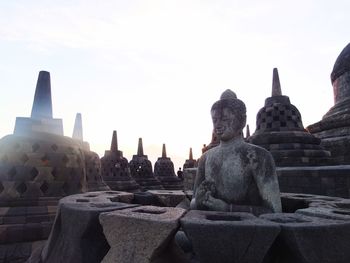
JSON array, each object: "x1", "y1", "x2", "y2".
[{"x1": 205, "y1": 152, "x2": 252, "y2": 200}]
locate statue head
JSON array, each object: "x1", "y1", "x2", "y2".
[{"x1": 210, "y1": 90, "x2": 246, "y2": 141}]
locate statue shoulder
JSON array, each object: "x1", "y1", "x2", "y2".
[{"x1": 245, "y1": 142, "x2": 275, "y2": 163}]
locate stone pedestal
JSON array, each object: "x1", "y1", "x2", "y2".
[
  {"x1": 181, "y1": 210, "x2": 280, "y2": 263},
  {"x1": 147, "y1": 190, "x2": 186, "y2": 207},
  {"x1": 261, "y1": 213, "x2": 350, "y2": 263},
  {"x1": 99, "y1": 205, "x2": 186, "y2": 263},
  {"x1": 38, "y1": 191, "x2": 138, "y2": 263}
]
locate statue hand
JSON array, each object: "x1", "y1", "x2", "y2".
[{"x1": 204, "y1": 194, "x2": 229, "y2": 212}]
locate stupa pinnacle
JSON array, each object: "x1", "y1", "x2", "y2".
[
  {"x1": 271, "y1": 68, "x2": 282, "y2": 96},
  {"x1": 31, "y1": 71, "x2": 53, "y2": 119},
  {"x1": 14, "y1": 71, "x2": 63, "y2": 136},
  {"x1": 72, "y1": 113, "x2": 83, "y2": 141}
]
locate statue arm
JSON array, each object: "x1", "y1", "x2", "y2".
[
  {"x1": 191, "y1": 154, "x2": 206, "y2": 209},
  {"x1": 254, "y1": 152, "x2": 282, "y2": 213}
]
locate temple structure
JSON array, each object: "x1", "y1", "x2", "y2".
[
  {"x1": 0, "y1": 71, "x2": 108, "y2": 262},
  {"x1": 154, "y1": 144, "x2": 183, "y2": 190},
  {"x1": 307, "y1": 43, "x2": 350, "y2": 164},
  {"x1": 100, "y1": 131, "x2": 140, "y2": 192},
  {"x1": 249, "y1": 68, "x2": 350, "y2": 197},
  {"x1": 249, "y1": 68, "x2": 332, "y2": 167},
  {"x1": 183, "y1": 148, "x2": 197, "y2": 170},
  {"x1": 129, "y1": 138, "x2": 163, "y2": 190}
]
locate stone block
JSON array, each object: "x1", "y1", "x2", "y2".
[
  {"x1": 180, "y1": 210, "x2": 280, "y2": 263},
  {"x1": 40, "y1": 191, "x2": 139, "y2": 263},
  {"x1": 147, "y1": 190, "x2": 186, "y2": 207},
  {"x1": 296, "y1": 207, "x2": 350, "y2": 221},
  {"x1": 261, "y1": 213, "x2": 350, "y2": 263},
  {"x1": 99, "y1": 205, "x2": 186, "y2": 263}
]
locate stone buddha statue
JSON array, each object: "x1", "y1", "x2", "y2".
[{"x1": 191, "y1": 90, "x2": 282, "y2": 215}]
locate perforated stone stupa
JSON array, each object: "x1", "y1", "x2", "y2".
[
  {"x1": 0, "y1": 71, "x2": 108, "y2": 262},
  {"x1": 154, "y1": 144, "x2": 183, "y2": 190},
  {"x1": 307, "y1": 43, "x2": 350, "y2": 164},
  {"x1": 183, "y1": 148, "x2": 197, "y2": 170},
  {"x1": 129, "y1": 138, "x2": 163, "y2": 190},
  {"x1": 249, "y1": 68, "x2": 350, "y2": 198},
  {"x1": 100, "y1": 131, "x2": 140, "y2": 192},
  {"x1": 249, "y1": 68, "x2": 332, "y2": 167}
]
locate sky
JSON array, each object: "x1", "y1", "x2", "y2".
[{"x1": 0, "y1": 0, "x2": 349, "y2": 171}]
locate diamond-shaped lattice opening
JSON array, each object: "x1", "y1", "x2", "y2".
[
  {"x1": 32, "y1": 143, "x2": 40, "y2": 152},
  {"x1": 16, "y1": 182, "x2": 27, "y2": 194},
  {"x1": 20, "y1": 154, "x2": 29, "y2": 164},
  {"x1": 8, "y1": 167, "x2": 16, "y2": 177},
  {"x1": 62, "y1": 155, "x2": 69, "y2": 164},
  {"x1": 0, "y1": 182, "x2": 4, "y2": 194},
  {"x1": 30, "y1": 167, "x2": 39, "y2": 180},
  {"x1": 40, "y1": 181, "x2": 49, "y2": 193},
  {"x1": 41, "y1": 154, "x2": 50, "y2": 165},
  {"x1": 51, "y1": 144, "x2": 58, "y2": 151}
]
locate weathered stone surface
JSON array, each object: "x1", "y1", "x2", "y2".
[
  {"x1": 296, "y1": 206, "x2": 350, "y2": 221},
  {"x1": 147, "y1": 190, "x2": 186, "y2": 207},
  {"x1": 307, "y1": 43, "x2": 350, "y2": 165},
  {"x1": 181, "y1": 210, "x2": 280, "y2": 263},
  {"x1": 261, "y1": 213, "x2": 350, "y2": 263},
  {"x1": 277, "y1": 166, "x2": 350, "y2": 198},
  {"x1": 183, "y1": 168, "x2": 196, "y2": 191},
  {"x1": 0, "y1": 133, "x2": 109, "y2": 199},
  {"x1": 39, "y1": 191, "x2": 138, "y2": 263},
  {"x1": 99, "y1": 205, "x2": 186, "y2": 263},
  {"x1": 192, "y1": 89, "x2": 282, "y2": 213}
]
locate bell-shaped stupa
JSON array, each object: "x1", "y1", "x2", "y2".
[
  {"x1": 0, "y1": 71, "x2": 108, "y2": 262},
  {"x1": 307, "y1": 43, "x2": 350, "y2": 164},
  {"x1": 183, "y1": 147, "x2": 197, "y2": 169},
  {"x1": 154, "y1": 144, "x2": 183, "y2": 190},
  {"x1": 249, "y1": 68, "x2": 332, "y2": 167},
  {"x1": 129, "y1": 138, "x2": 163, "y2": 190},
  {"x1": 101, "y1": 131, "x2": 140, "y2": 192}
]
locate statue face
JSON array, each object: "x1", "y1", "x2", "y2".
[{"x1": 211, "y1": 107, "x2": 242, "y2": 141}]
